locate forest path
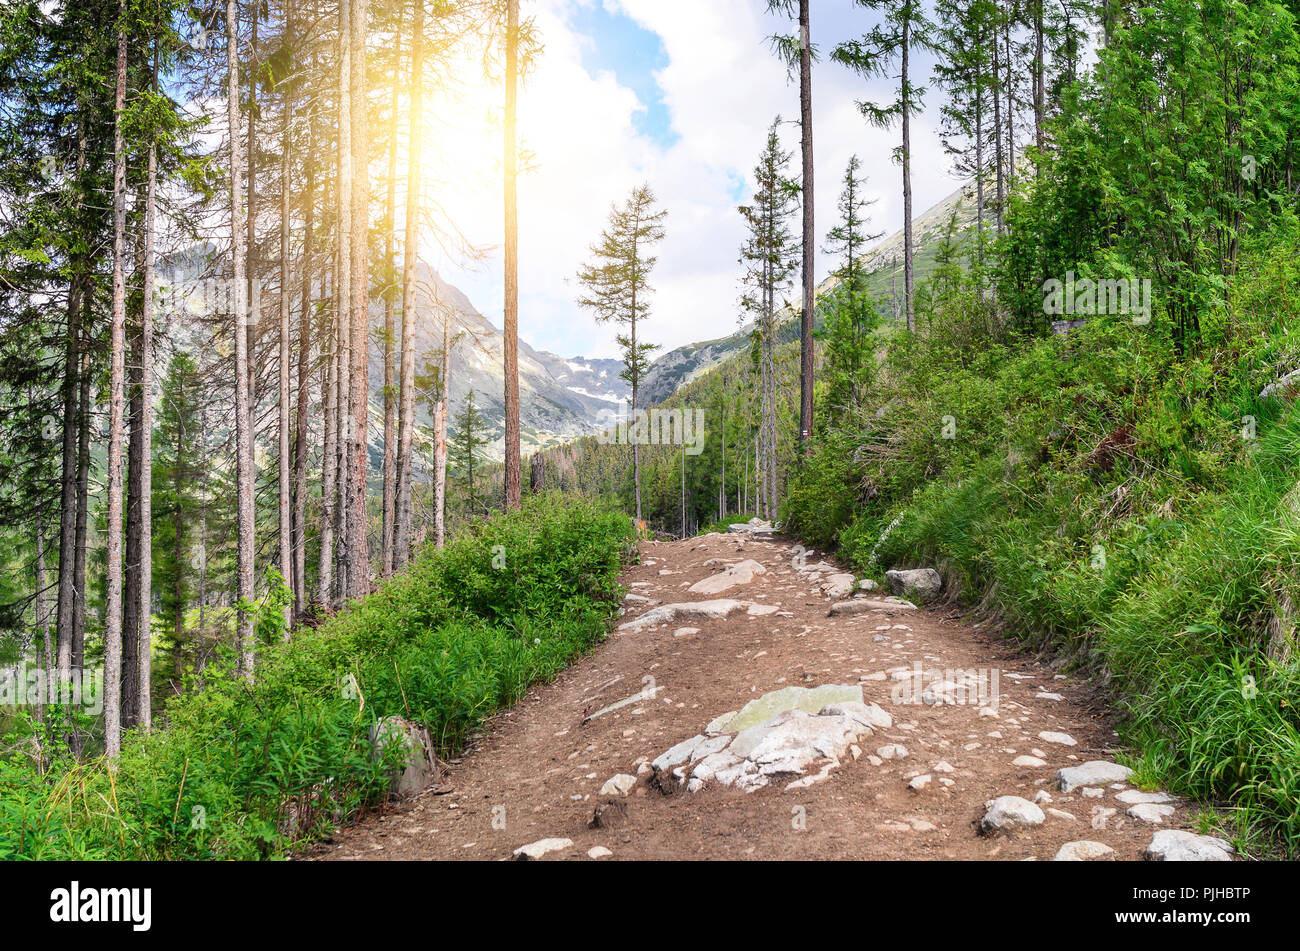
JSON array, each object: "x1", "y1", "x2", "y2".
[{"x1": 307, "y1": 528, "x2": 1221, "y2": 861}]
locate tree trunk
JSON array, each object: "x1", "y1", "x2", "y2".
[
  {"x1": 334, "y1": 0, "x2": 353, "y2": 606},
  {"x1": 55, "y1": 125, "x2": 87, "y2": 678},
  {"x1": 278, "y1": 12, "x2": 294, "y2": 635},
  {"x1": 105, "y1": 12, "x2": 129, "y2": 756},
  {"x1": 229, "y1": 0, "x2": 256, "y2": 680},
  {"x1": 381, "y1": 9, "x2": 402, "y2": 578},
  {"x1": 394, "y1": 0, "x2": 424, "y2": 567},
  {"x1": 137, "y1": 44, "x2": 157, "y2": 729},
  {"x1": 901, "y1": 15, "x2": 914, "y2": 332},
  {"x1": 123, "y1": 205, "x2": 143, "y2": 730},
  {"x1": 293, "y1": 59, "x2": 315, "y2": 617},
  {"x1": 503, "y1": 0, "x2": 522, "y2": 510},
  {"x1": 434, "y1": 312, "x2": 448, "y2": 549},
  {"x1": 798, "y1": 0, "x2": 814, "y2": 454},
  {"x1": 348, "y1": 0, "x2": 371, "y2": 598}
]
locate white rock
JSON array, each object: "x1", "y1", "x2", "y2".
[
  {"x1": 1036, "y1": 692, "x2": 1064, "y2": 701},
  {"x1": 1056, "y1": 761, "x2": 1134, "y2": 792},
  {"x1": 599, "y1": 774, "x2": 637, "y2": 797},
  {"x1": 1127, "y1": 803, "x2": 1176, "y2": 824},
  {"x1": 1144, "y1": 830, "x2": 1233, "y2": 862},
  {"x1": 689, "y1": 559, "x2": 768, "y2": 595},
  {"x1": 981, "y1": 796, "x2": 1046, "y2": 833},
  {"x1": 619, "y1": 599, "x2": 748, "y2": 631},
  {"x1": 908, "y1": 774, "x2": 932, "y2": 791},
  {"x1": 876, "y1": 744, "x2": 908, "y2": 760},
  {"x1": 1115, "y1": 789, "x2": 1175, "y2": 805},
  {"x1": 1013, "y1": 755, "x2": 1048, "y2": 768},
  {"x1": 513, "y1": 838, "x2": 574, "y2": 861},
  {"x1": 828, "y1": 597, "x2": 917, "y2": 617},
  {"x1": 587, "y1": 846, "x2": 613, "y2": 860},
  {"x1": 1054, "y1": 841, "x2": 1114, "y2": 861},
  {"x1": 818, "y1": 700, "x2": 893, "y2": 732},
  {"x1": 1038, "y1": 731, "x2": 1078, "y2": 746}
]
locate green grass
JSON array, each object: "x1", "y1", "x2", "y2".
[
  {"x1": 783, "y1": 234, "x2": 1300, "y2": 857},
  {"x1": 0, "y1": 493, "x2": 635, "y2": 860}
]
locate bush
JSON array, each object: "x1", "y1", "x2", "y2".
[{"x1": 0, "y1": 493, "x2": 634, "y2": 860}]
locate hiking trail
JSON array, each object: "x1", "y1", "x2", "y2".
[{"x1": 307, "y1": 523, "x2": 1231, "y2": 862}]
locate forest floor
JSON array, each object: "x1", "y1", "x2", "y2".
[{"x1": 305, "y1": 529, "x2": 1222, "y2": 861}]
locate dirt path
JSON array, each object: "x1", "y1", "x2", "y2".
[{"x1": 307, "y1": 529, "x2": 1216, "y2": 862}]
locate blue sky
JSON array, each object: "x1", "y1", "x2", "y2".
[{"x1": 568, "y1": 2, "x2": 677, "y2": 147}]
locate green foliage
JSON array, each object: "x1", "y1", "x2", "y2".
[{"x1": 0, "y1": 495, "x2": 634, "y2": 859}]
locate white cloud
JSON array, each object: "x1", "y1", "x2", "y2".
[{"x1": 427, "y1": 0, "x2": 965, "y2": 362}]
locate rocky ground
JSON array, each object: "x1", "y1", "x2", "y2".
[{"x1": 305, "y1": 523, "x2": 1232, "y2": 862}]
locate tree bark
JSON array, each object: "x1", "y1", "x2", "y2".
[
  {"x1": 229, "y1": 0, "x2": 256, "y2": 679},
  {"x1": 334, "y1": 0, "x2": 353, "y2": 606},
  {"x1": 503, "y1": 0, "x2": 522, "y2": 510},
  {"x1": 798, "y1": 0, "x2": 814, "y2": 453},
  {"x1": 901, "y1": 14, "x2": 914, "y2": 332},
  {"x1": 293, "y1": 50, "x2": 315, "y2": 617},
  {"x1": 348, "y1": 0, "x2": 371, "y2": 598},
  {"x1": 381, "y1": 9, "x2": 402, "y2": 578},
  {"x1": 105, "y1": 10, "x2": 128, "y2": 756},
  {"x1": 394, "y1": 0, "x2": 423, "y2": 567},
  {"x1": 278, "y1": 6, "x2": 294, "y2": 634}
]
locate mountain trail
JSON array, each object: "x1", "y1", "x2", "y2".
[{"x1": 306, "y1": 528, "x2": 1228, "y2": 862}]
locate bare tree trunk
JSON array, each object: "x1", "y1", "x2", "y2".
[
  {"x1": 797, "y1": 0, "x2": 814, "y2": 454},
  {"x1": 278, "y1": 10, "x2": 294, "y2": 635},
  {"x1": 229, "y1": 0, "x2": 256, "y2": 680},
  {"x1": 901, "y1": 15, "x2": 914, "y2": 332},
  {"x1": 105, "y1": 11, "x2": 128, "y2": 756},
  {"x1": 434, "y1": 311, "x2": 448, "y2": 549},
  {"x1": 55, "y1": 124, "x2": 87, "y2": 678},
  {"x1": 503, "y1": 0, "x2": 522, "y2": 511},
  {"x1": 380, "y1": 9, "x2": 402, "y2": 578},
  {"x1": 246, "y1": 10, "x2": 259, "y2": 431},
  {"x1": 36, "y1": 514, "x2": 50, "y2": 717},
  {"x1": 348, "y1": 0, "x2": 371, "y2": 598},
  {"x1": 992, "y1": 29, "x2": 1004, "y2": 233},
  {"x1": 123, "y1": 200, "x2": 143, "y2": 729},
  {"x1": 334, "y1": 0, "x2": 353, "y2": 606},
  {"x1": 293, "y1": 65, "x2": 315, "y2": 617},
  {"x1": 137, "y1": 44, "x2": 157, "y2": 729},
  {"x1": 394, "y1": 0, "x2": 423, "y2": 568},
  {"x1": 72, "y1": 337, "x2": 90, "y2": 673}
]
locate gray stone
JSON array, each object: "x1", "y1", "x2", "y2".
[
  {"x1": 619, "y1": 599, "x2": 748, "y2": 631},
  {"x1": 1144, "y1": 830, "x2": 1233, "y2": 862},
  {"x1": 1038, "y1": 731, "x2": 1078, "y2": 747},
  {"x1": 368, "y1": 716, "x2": 440, "y2": 798},
  {"x1": 817, "y1": 700, "x2": 893, "y2": 732},
  {"x1": 1056, "y1": 761, "x2": 1133, "y2": 792},
  {"x1": 599, "y1": 774, "x2": 637, "y2": 797},
  {"x1": 1127, "y1": 803, "x2": 1176, "y2": 824},
  {"x1": 513, "y1": 837, "x2": 574, "y2": 861},
  {"x1": 828, "y1": 598, "x2": 917, "y2": 617},
  {"x1": 689, "y1": 559, "x2": 767, "y2": 595},
  {"x1": 885, "y1": 568, "x2": 943, "y2": 603},
  {"x1": 1053, "y1": 841, "x2": 1115, "y2": 861},
  {"x1": 980, "y1": 796, "x2": 1046, "y2": 833},
  {"x1": 1115, "y1": 789, "x2": 1176, "y2": 805},
  {"x1": 725, "y1": 683, "x2": 863, "y2": 733}
]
